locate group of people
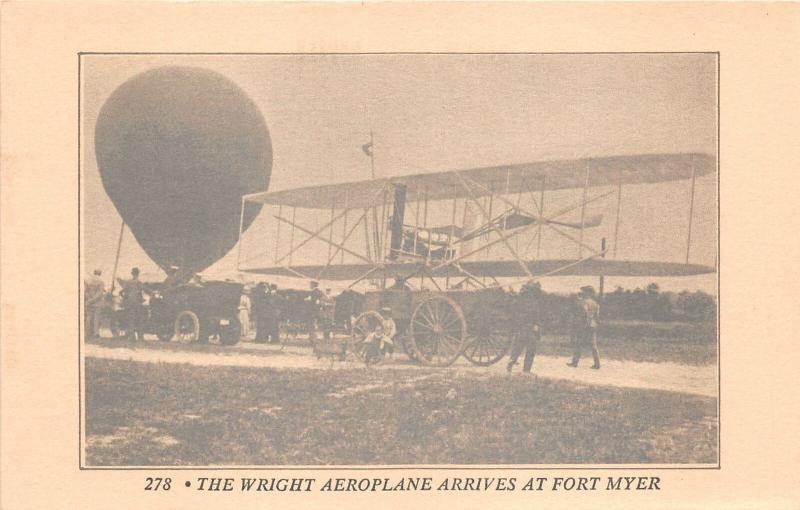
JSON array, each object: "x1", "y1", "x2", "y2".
[
  {"x1": 83, "y1": 266, "x2": 146, "y2": 341},
  {"x1": 86, "y1": 265, "x2": 342, "y2": 345},
  {"x1": 239, "y1": 282, "x2": 283, "y2": 344},
  {"x1": 85, "y1": 266, "x2": 602, "y2": 372},
  {"x1": 506, "y1": 283, "x2": 601, "y2": 375},
  {"x1": 237, "y1": 280, "x2": 337, "y2": 345}
]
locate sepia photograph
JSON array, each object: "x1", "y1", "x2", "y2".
[{"x1": 80, "y1": 52, "x2": 718, "y2": 467}]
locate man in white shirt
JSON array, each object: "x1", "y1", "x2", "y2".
[
  {"x1": 84, "y1": 269, "x2": 106, "y2": 338},
  {"x1": 366, "y1": 307, "x2": 396, "y2": 349}
]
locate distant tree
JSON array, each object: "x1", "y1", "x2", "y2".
[
  {"x1": 544, "y1": 284, "x2": 715, "y2": 324},
  {"x1": 675, "y1": 290, "x2": 716, "y2": 322}
]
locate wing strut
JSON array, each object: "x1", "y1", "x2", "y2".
[
  {"x1": 318, "y1": 211, "x2": 366, "y2": 279},
  {"x1": 421, "y1": 188, "x2": 429, "y2": 288},
  {"x1": 430, "y1": 187, "x2": 616, "y2": 277},
  {"x1": 288, "y1": 207, "x2": 296, "y2": 265},
  {"x1": 274, "y1": 204, "x2": 282, "y2": 264},
  {"x1": 362, "y1": 208, "x2": 372, "y2": 263},
  {"x1": 276, "y1": 207, "x2": 348, "y2": 266},
  {"x1": 613, "y1": 173, "x2": 622, "y2": 258},
  {"x1": 453, "y1": 171, "x2": 534, "y2": 280},
  {"x1": 274, "y1": 213, "x2": 372, "y2": 265},
  {"x1": 341, "y1": 190, "x2": 349, "y2": 264},
  {"x1": 686, "y1": 161, "x2": 697, "y2": 263},
  {"x1": 327, "y1": 199, "x2": 336, "y2": 262},
  {"x1": 537, "y1": 175, "x2": 545, "y2": 258},
  {"x1": 445, "y1": 191, "x2": 458, "y2": 289},
  {"x1": 578, "y1": 164, "x2": 590, "y2": 258},
  {"x1": 236, "y1": 196, "x2": 246, "y2": 270}
]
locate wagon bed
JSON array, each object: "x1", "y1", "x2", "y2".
[{"x1": 352, "y1": 288, "x2": 515, "y2": 367}]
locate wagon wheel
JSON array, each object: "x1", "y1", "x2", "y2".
[
  {"x1": 409, "y1": 295, "x2": 467, "y2": 367},
  {"x1": 463, "y1": 330, "x2": 511, "y2": 366},
  {"x1": 173, "y1": 310, "x2": 200, "y2": 343},
  {"x1": 348, "y1": 310, "x2": 386, "y2": 365}
]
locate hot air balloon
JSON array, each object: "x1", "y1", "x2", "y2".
[{"x1": 95, "y1": 66, "x2": 272, "y2": 274}]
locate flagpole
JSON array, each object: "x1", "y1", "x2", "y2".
[
  {"x1": 361, "y1": 127, "x2": 377, "y2": 289},
  {"x1": 369, "y1": 130, "x2": 375, "y2": 179}
]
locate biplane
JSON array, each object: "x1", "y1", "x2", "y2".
[{"x1": 235, "y1": 152, "x2": 716, "y2": 367}]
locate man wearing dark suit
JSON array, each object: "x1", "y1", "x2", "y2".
[
  {"x1": 118, "y1": 267, "x2": 144, "y2": 341},
  {"x1": 506, "y1": 281, "x2": 543, "y2": 374}
]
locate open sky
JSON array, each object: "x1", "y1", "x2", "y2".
[{"x1": 82, "y1": 53, "x2": 717, "y2": 294}]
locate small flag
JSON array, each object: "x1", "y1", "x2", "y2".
[{"x1": 361, "y1": 141, "x2": 373, "y2": 157}]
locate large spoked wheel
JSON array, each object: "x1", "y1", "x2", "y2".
[
  {"x1": 409, "y1": 295, "x2": 467, "y2": 367},
  {"x1": 349, "y1": 310, "x2": 386, "y2": 366},
  {"x1": 174, "y1": 310, "x2": 200, "y2": 344},
  {"x1": 463, "y1": 330, "x2": 511, "y2": 366}
]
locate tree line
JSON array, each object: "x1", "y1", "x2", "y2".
[{"x1": 598, "y1": 283, "x2": 716, "y2": 323}]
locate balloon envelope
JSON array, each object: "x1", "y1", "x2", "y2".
[{"x1": 95, "y1": 66, "x2": 271, "y2": 273}]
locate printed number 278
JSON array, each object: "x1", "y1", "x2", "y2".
[{"x1": 144, "y1": 478, "x2": 171, "y2": 491}]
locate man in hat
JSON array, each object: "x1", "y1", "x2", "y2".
[
  {"x1": 118, "y1": 267, "x2": 145, "y2": 341},
  {"x1": 306, "y1": 280, "x2": 324, "y2": 344},
  {"x1": 506, "y1": 281, "x2": 544, "y2": 374},
  {"x1": 321, "y1": 288, "x2": 336, "y2": 340},
  {"x1": 252, "y1": 282, "x2": 269, "y2": 344},
  {"x1": 238, "y1": 288, "x2": 252, "y2": 339},
  {"x1": 84, "y1": 269, "x2": 106, "y2": 338},
  {"x1": 567, "y1": 285, "x2": 601, "y2": 369},
  {"x1": 163, "y1": 264, "x2": 192, "y2": 290},
  {"x1": 389, "y1": 277, "x2": 411, "y2": 291},
  {"x1": 364, "y1": 307, "x2": 397, "y2": 357},
  {"x1": 266, "y1": 284, "x2": 283, "y2": 344}
]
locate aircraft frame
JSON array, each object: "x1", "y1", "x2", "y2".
[{"x1": 236, "y1": 152, "x2": 715, "y2": 292}]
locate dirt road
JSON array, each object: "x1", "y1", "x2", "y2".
[{"x1": 84, "y1": 339, "x2": 717, "y2": 398}]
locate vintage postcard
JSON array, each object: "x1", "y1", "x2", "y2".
[{"x1": 2, "y1": 3, "x2": 798, "y2": 509}]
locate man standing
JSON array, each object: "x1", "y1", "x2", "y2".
[
  {"x1": 567, "y1": 286, "x2": 601, "y2": 369},
  {"x1": 118, "y1": 267, "x2": 144, "y2": 341},
  {"x1": 389, "y1": 277, "x2": 411, "y2": 291},
  {"x1": 266, "y1": 284, "x2": 283, "y2": 344},
  {"x1": 506, "y1": 281, "x2": 543, "y2": 374},
  {"x1": 84, "y1": 269, "x2": 106, "y2": 338},
  {"x1": 321, "y1": 288, "x2": 335, "y2": 340},
  {"x1": 238, "y1": 288, "x2": 252, "y2": 339},
  {"x1": 252, "y1": 282, "x2": 269, "y2": 344},
  {"x1": 306, "y1": 280, "x2": 324, "y2": 345},
  {"x1": 163, "y1": 265, "x2": 192, "y2": 290}
]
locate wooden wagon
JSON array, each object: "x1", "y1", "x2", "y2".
[{"x1": 349, "y1": 288, "x2": 515, "y2": 367}]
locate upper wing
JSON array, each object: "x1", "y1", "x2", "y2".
[
  {"x1": 241, "y1": 259, "x2": 715, "y2": 280},
  {"x1": 244, "y1": 152, "x2": 715, "y2": 210}
]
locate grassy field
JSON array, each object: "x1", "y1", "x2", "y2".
[{"x1": 85, "y1": 358, "x2": 717, "y2": 466}]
